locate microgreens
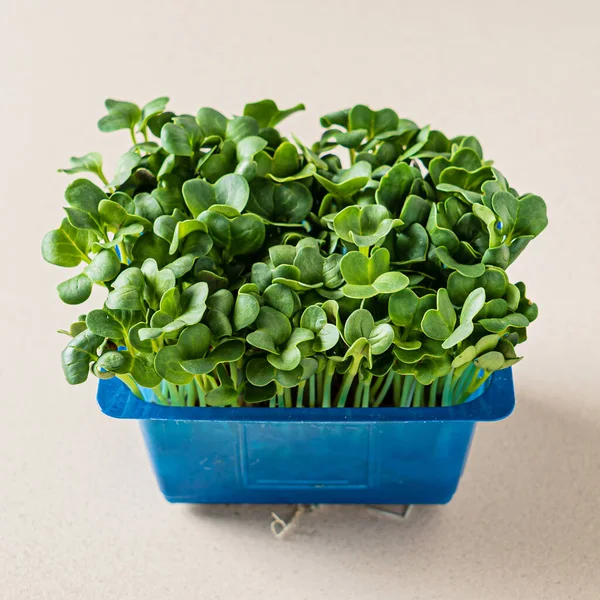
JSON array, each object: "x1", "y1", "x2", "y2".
[{"x1": 43, "y1": 99, "x2": 547, "y2": 407}]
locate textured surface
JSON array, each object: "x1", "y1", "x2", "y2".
[{"x1": 1, "y1": 1, "x2": 599, "y2": 598}]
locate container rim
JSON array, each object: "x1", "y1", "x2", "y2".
[{"x1": 97, "y1": 368, "x2": 515, "y2": 423}]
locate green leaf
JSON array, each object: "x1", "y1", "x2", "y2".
[
  {"x1": 340, "y1": 248, "x2": 408, "y2": 299},
  {"x1": 300, "y1": 306, "x2": 327, "y2": 333},
  {"x1": 421, "y1": 289, "x2": 456, "y2": 341},
  {"x1": 248, "y1": 179, "x2": 312, "y2": 224},
  {"x1": 236, "y1": 136, "x2": 268, "y2": 161},
  {"x1": 389, "y1": 288, "x2": 419, "y2": 327},
  {"x1": 96, "y1": 350, "x2": 132, "y2": 375},
  {"x1": 394, "y1": 223, "x2": 428, "y2": 264},
  {"x1": 106, "y1": 268, "x2": 145, "y2": 311},
  {"x1": 161, "y1": 123, "x2": 193, "y2": 157},
  {"x1": 267, "y1": 328, "x2": 314, "y2": 371},
  {"x1": 267, "y1": 163, "x2": 316, "y2": 183},
  {"x1": 426, "y1": 203, "x2": 460, "y2": 254},
  {"x1": 206, "y1": 289, "x2": 234, "y2": 315},
  {"x1": 246, "y1": 329, "x2": 278, "y2": 354},
  {"x1": 65, "y1": 178, "x2": 107, "y2": 215},
  {"x1": 479, "y1": 313, "x2": 530, "y2": 333},
  {"x1": 140, "y1": 258, "x2": 176, "y2": 310},
  {"x1": 333, "y1": 204, "x2": 401, "y2": 247},
  {"x1": 110, "y1": 151, "x2": 141, "y2": 187},
  {"x1": 233, "y1": 292, "x2": 260, "y2": 330},
  {"x1": 196, "y1": 107, "x2": 228, "y2": 139},
  {"x1": 344, "y1": 309, "x2": 374, "y2": 345},
  {"x1": 139, "y1": 96, "x2": 169, "y2": 130},
  {"x1": 491, "y1": 191, "x2": 518, "y2": 235},
  {"x1": 182, "y1": 339, "x2": 245, "y2": 375},
  {"x1": 154, "y1": 345, "x2": 193, "y2": 385},
  {"x1": 474, "y1": 351, "x2": 506, "y2": 372},
  {"x1": 263, "y1": 283, "x2": 300, "y2": 318},
  {"x1": 253, "y1": 306, "x2": 292, "y2": 346},
  {"x1": 368, "y1": 323, "x2": 394, "y2": 355},
  {"x1": 161, "y1": 282, "x2": 209, "y2": 333},
  {"x1": 244, "y1": 382, "x2": 277, "y2": 403},
  {"x1": 376, "y1": 162, "x2": 419, "y2": 214},
  {"x1": 251, "y1": 262, "x2": 272, "y2": 293},
  {"x1": 61, "y1": 329, "x2": 103, "y2": 384},
  {"x1": 270, "y1": 142, "x2": 300, "y2": 178},
  {"x1": 58, "y1": 152, "x2": 106, "y2": 183},
  {"x1": 134, "y1": 192, "x2": 163, "y2": 221},
  {"x1": 182, "y1": 173, "x2": 249, "y2": 217},
  {"x1": 205, "y1": 309, "x2": 232, "y2": 339},
  {"x1": 243, "y1": 99, "x2": 305, "y2": 128},
  {"x1": 199, "y1": 211, "x2": 265, "y2": 258},
  {"x1": 84, "y1": 249, "x2": 121, "y2": 282},
  {"x1": 435, "y1": 246, "x2": 485, "y2": 278},
  {"x1": 154, "y1": 323, "x2": 211, "y2": 384},
  {"x1": 130, "y1": 353, "x2": 161, "y2": 388},
  {"x1": 42, "y1": 219, "x2": 94, "y2": 267},
  {"x1": 320, "y1": 108, "x2": 349, "y2": 128},
  {"x1": 511, "y1": 194, "x2": 548, "y2": 238},
  {"x1": 205, "y1": 385, "x2": 239, "y2": 407},
  {"x1": 57, "y1": 273, "x2": 92, "y2": 305},
  {"x1": 313, "y1": 162, "x2": 371, "y2": 198},
  {"x1": 442, "y1": 321, "x2": 474, "y2": 350},
  {"x1": 226, "y1": 116, "x2": 260, "y2": 144},
  {"x1": 153, "y1": 209, "x2": 186, "y2": 244},
  {"x1": 438, "y1": 165, "x2": 493, "y2": 196},
  {"x1": 86, "y1": 309, "x2": 124, "y2": 339},
  {"x1": 98, "y1": 99, "x2": 141, "y2": 133},
  {"x1": 246, "y1": 358, "x2": 277, "y2": 387}
]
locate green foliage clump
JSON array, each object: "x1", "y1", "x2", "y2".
[{"x1": 43, "y1": 98, "x2": 547, "y2": 408}]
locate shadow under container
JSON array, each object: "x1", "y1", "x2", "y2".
[{"x1": 97, "y1": 369, "x2": 515, "y2": 504}]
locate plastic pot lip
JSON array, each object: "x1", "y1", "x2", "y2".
[{"x1": 97, "y1": 368, "x2": 515, "y2": 424}]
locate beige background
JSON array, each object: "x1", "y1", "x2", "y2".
[{"x1": 1, "y1": 0, "x2": 599, "y2": 598}]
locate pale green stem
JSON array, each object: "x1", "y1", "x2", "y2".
[
  {"x1": 116, "y1": 374, "x2": 143, "y2": 399},
  {"x1": 151, "y1": 383, "x2": 169, "y2": 405},
  {"x1": 97, "y1": 170, "x2": 110, "y2": 187},
  {"x1": 284, "y1": 387, "x2": 292, "y2": 408},
  {"x1": 371, "y1": 374, "x2": 386, "y2": 398},
  {"x1": 400, "y1": 375, "x2": 415, "y2": 407},
  {"x1": 373, "y1": 370, "x2": 395, "y2": 407},
  {"x1": 353, "y1": 381, "x2": 365, "y2": 408},
  {"x1": 454, "y1": 363, "x2": 479, "y2": 404},
  {"x1": 185, "y1": 382, "x2": 197, "y2": 407},
  {"x1": 229, "y1": 361, "x2": 238, "y2": 385},
  {"x1": 464, "y1": 369, "x2": 491, "y2": 399},
  {"x1": 361, "y1": 375, "x2": 372, "y2": 408},
  {"x1": 309, "y1": 375, "x2": 316, "y2": 408},
  {"x1": 335, "y1": 360, "x2": 360, "y2": 408},
  {"x1": 317, "y1": 368, "x2": 324, "y2": 402},
  {"x1": 322, "y1": 361, "x2": 336, "y2": 408},
  {"x1": 194, "y1": 378, "x2": 206, "y2": 407},
  {"x1": 428, "y1": 377, "x2": 439, "y2": 407},
  {"x1": 118, "y1": 242, "x2": 128, "y2": 265},
  {"x1": 441, "y1": 371, "x2": 454, "y2": 407},
  {"x1": 296, "y1": 380, "x2": 306, "y2": 408},
  {"x1": 276, "y1": 384, "x2": 285, "y2": 408},
  {"x1": 167, "y1": 382, "x2": 184, "y2": 407},
  {"x1": 413, "y1": 381, "x2": 425, "y2": 407},
  {"x1": 393, "y1": 373, "x2": 402, "y2": 407}
]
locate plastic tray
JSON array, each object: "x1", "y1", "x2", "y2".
[{"x1": 97, "y1": 369, "x2": 515, "y2": 504}]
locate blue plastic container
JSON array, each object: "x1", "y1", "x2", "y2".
[{"x1": 97, "y1": 369, "x2": 514, "y2": 504}]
